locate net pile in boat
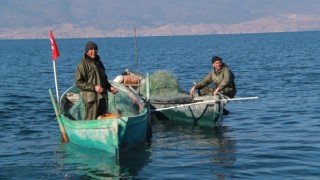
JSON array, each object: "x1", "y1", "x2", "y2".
[
  {"x1": 107, "y1": 90, "x2": 140, "y2": 116},
  {"x1": 66, "y1": 90, "x2": 140, "y2": 120},
  {"x1": 139, "y1": 71, "x2": 193, "y2": 103}
]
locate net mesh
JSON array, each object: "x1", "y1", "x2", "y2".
[
  {"x1": 139, "y1": 71, "x2": 192, "y2": 103},
  {"x1": 65, "y1": 90, "x2": 140, "y2": 120}
]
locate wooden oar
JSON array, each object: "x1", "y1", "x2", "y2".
[
  {"x1": 152, "y1": 96, "x2": 258, "y2": 112},
  {"x1": 49, "y1": 89, "x2": 68, "y2": 143}
]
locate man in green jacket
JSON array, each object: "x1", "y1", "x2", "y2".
[
  {"x1": 190, "y1": 56, "x2": 236, "y2": 98},
  {"x1": 75, "y1": 41, "x2": 117, "y2": 120}
]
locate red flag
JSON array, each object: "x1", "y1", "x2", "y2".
[{"x1": 49, "y1": 30, "x2": 60, "y2": 60}]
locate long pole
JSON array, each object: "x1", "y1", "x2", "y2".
[
  {"x1": 53, "y1": 60, "x2": 59, "y2": 104},
  {"x1": 134, "y1": 27, "x2": 139, "y2": 75},
  {"x1": 152, "y1": 96, "x2": 259, "y2": 112},
  {"x1": 152, "y1": 100, "x2": 218, "y2": 112}
]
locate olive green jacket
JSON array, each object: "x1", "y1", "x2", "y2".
[
  {"x1": 195, "y1": 63, "x2": 236, "y2": 93},
  {"x1": 75, "y1": 54, "x2": 111, "y2": 104}
]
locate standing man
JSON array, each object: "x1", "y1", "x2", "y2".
[
  {"x1": 190, "y1": 56, "x2": 236, "y2": 98},
  {"x1": 75, "y1": 41, "x2": 117, "y2": 120}
]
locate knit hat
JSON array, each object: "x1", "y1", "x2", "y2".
[
  {"x1": 211, "y1": 56, "x2": 222, "y2": 64},
  {"x1": 85, "y1": 41, "x2": 98, "y2": 52}
]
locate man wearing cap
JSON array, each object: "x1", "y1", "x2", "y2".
[
  {"x1": 75, "y1": 41, "x2": 117, "y2": 120},
  {"x1": 190, "y1": 56, "x2": 236, "y2": 98}
]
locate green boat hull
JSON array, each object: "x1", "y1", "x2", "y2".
[
  {"x1": 151, "y1": 97, "x2": 224, "y2": 127},
  {"x1": 60, "y1": 116, "x2": 120, "y2": 154},
  {"x1": 60, "y1": 108, "x2": 149, "y2": 154}
]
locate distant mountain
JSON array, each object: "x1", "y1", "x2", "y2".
[{"x1": 0, "y1": 0, "x2": 319, "y2": 39}]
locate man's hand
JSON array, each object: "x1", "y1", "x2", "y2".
[
  {"x1": 213, "y1": 87, "x2": 220, "y2": 96},
  {"x1": 110, "y1": 87, "x2": 118, "y2": 95},
  {"x1": 189, "y1": 86, "x2": 196, "y2": 96},
  {"x1": 95, "y1": 85, "x2": 104, "y2": 94}
]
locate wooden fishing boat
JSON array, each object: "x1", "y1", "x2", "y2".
[
  {"x1": 150, "y1": 94, "x2": 226, "y2": 127},
  {"x1": 49, "y1": 81, "x2": 150, "y2": 156},
  {"x1": 114, "y1": 70, "x2": 227, "y2": 127},
  {"x1": 114, "y1": 69, "x2": 258, "y2": 127}
]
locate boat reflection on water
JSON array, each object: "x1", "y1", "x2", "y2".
[
  {"x1": 55, "y1": 142, "x2": 151, "y2": 179},
  {"x1": 152, "y1": 118, "x2": 237, "y2": 179},
  {"x1": 54, "y1": 116, "x2": 236, "y2": 179}
]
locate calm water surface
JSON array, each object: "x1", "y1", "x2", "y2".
[{"x1": 0, "y1": 31, "x2": 319, "y2": 179}]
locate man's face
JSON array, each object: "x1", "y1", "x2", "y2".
[
  {"x1": 212, "y1": 60, "x2": 222, "y2": 70},
  {"x1": 86, "y1": 49, "x2": 97, "y2": 59}
]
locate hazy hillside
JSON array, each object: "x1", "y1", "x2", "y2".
[{"x1": 0, "y1": 0, "x2": 319, "y2": 39}]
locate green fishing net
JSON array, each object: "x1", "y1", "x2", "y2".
[
  {"x1": 139, "y1": 71, "x2": 193, "y2": 103},
  {"x1": 66, "y1": 90, "x2": 140, "y2": 120},
  {"x1": 107, "y1": 91, "x2": 140, "y2": 116}
]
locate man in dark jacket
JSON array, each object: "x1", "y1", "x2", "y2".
[
  {"x1": 190, "y1": 56, "x2": 236, "y2": 98},
  {"x1": 75, "y1": 41, "x2": 117, "y2": 120}
]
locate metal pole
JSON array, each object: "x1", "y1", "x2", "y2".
[{"x1": 53, "y1": 60, "x2": 59, "y2": 104}]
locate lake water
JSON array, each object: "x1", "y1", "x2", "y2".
[{"x1": 0, "y1": 31, "x2": 319, "y2": 179}]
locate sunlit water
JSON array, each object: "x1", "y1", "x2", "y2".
[{"x1": 0, "y1": 31, "x2": 319, "y2": 179}]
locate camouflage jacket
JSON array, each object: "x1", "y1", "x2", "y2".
[
  {"x1": 195, "y1": 63, "x2": 236, "y2": 91},
  {"x1": 75, "y1": 54, "x2": 111, "y2": 103}
]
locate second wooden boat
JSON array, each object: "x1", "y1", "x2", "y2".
[{"x1": 114, "y1": 70, "x2": 226, "y2": 127}]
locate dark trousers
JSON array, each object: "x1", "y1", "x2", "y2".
[
  {"x1": 198, "y1": 86, "x2": 236, "y2": 98},
  {"x1": 84, "y1": 97, "x2": 108, "y2": 120}
]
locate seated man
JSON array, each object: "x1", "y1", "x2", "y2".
[{"x1": 190, "y1": 56, "x2": 236, "y2": 98}]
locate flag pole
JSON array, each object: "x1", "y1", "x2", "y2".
[
  {"x1": 52, "y1": 60, "x2": 59, "y2": 104},
  {"x1": 49, "y1": 30, "x2": 61, "y2": 104}
]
